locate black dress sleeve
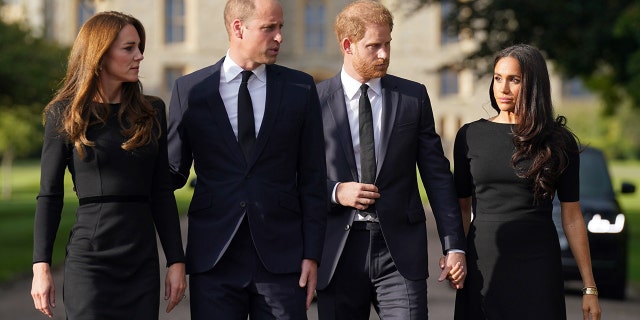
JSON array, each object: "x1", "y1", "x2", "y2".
[
  {"x1": 33, "y1": 102, "x2": 71, "y2": 264},
  {"x1": 148, "y1": 97, "x2": 185, "y2": 266},
  {"x1": 556, "y1": 133, "x2": 580, "y2": 202},
  {"x1": 453, "y1": 124, "x2": 473, "y2": 198}
]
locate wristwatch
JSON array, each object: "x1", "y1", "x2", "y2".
[{"x1": 582, "y1": 287, "x2": 598, "y2": 296}]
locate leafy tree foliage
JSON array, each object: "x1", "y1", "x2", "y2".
[
  {"x1": 0, "y1": 17, "x2": 68, "y2": 198},
  {"x1": 0, "y1": 20, "x2": 67, "y2": 107},
  {"x1": 408, "y1": 0, "x2": 640, "y2": 114},
  {"x1": 0, "y1": 107, "x2": 43, "y2": 199}
]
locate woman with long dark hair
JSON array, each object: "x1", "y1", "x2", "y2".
[
  {"x1": 30, "y1": 11, "x2": 186, "y2": 319},
  {"x1": 453, "y1": 44, "x2": 601, "y2": 319}
]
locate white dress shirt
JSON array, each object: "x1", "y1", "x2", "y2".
[
  {"x1": 219, "y1": 52, "x2": 267, "y2": 140},
  {"x1": 332, "y1": 69, "x2": 383, "y2": 221},
  {"x1": 341, "y1": 69, "x2": 383, "y2": 180}
]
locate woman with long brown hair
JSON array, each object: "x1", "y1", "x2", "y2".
[
  {"x1": 30, "y1": 11, "x2": 185, "y2": 319},
  {"x1": 452, "y1": 44, "x2": 601, "y2": 319}
]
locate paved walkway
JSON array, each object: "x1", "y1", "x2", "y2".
[
  {"x1": 0, "y1": 212, "x2": 459, "y2": 319},
  {"x1": 3, "y1": 212, "x2": 639, "y2": 319}
]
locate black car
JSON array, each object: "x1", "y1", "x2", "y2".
[{"x1": 552, "y1": 147, "x2": 635, "y2": 300}]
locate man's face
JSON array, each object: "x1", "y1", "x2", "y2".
[
  {"x1": 349, "y1": 23, "x2": 391, "y2": 82},
  {"x1": 236, "y1": 0, "x2": 283, "y2": 69}
]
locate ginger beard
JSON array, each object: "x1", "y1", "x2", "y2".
[{"x1": 351, "y1": 46, "x2": 389, "y2": 80}]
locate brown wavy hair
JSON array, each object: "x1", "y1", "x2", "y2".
[
  {"x1": 489, "y1": 44, "x2": 579, "y2": 200},
  {"x1": 44, "y1": 11, "x2": 158, "y2": 159}
]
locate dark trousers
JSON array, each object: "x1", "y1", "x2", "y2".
[
  {"x1": 317, "y1": 222, "x2": 428, "y2": 320},
  {"x1": 189, "y1": 219, "x2": 306, "y2": 320}
]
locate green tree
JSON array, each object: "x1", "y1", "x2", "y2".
[
  {"x1": 0, "y1": 17, "x2": 68, "y2": 199},
  {"x1": 0, "y1": 107, "x2": 42, "y2": 199},
  {"x1": 408, "y1": 0, "x2": 640, "y2": 114}
]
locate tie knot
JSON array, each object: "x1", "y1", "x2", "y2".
[
  {"x1": 241, "y1": 70, "x2": 253, "y2": 84},
  {"x1": 360, "y1": 83, "x2": 369, "y2": 95}
]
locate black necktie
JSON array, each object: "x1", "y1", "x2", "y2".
[
  {"x1": 238, "y1": 70, "x2": 255, "y2": 160},
  {"x1": 359, "y1": 84, "x2": 377, "y2": 218}
]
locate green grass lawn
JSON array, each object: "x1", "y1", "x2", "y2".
[
  {"x1": 0, "y1": 160, "x2": 194, "y2": 283},
  {"x1": 610, "y1": 162, "x2": 640, "y2": 286},
  {"x1": 2, "y1": 160, "x2": 640, "y2": 288}
]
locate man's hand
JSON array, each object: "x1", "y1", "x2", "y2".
[
  {"x1": 335, "y1": 182, "x2": 380, "y2": 210},
  {"x1": 299, "y1": 259, "x2": 318, "y2": 309},
  {"x1": 438, "y1": 252, "x2": 467, "y2": 289}
]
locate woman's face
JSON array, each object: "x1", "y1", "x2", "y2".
[
  {"x1": 492, "y1": 56, "x2": 521, "y2": 113},
  {"x1": 100, "y1": 24, "x2": 144, "y2": 87}
]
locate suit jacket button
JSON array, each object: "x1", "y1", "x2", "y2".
[
  {"x1": 345, "y1": 224, "x2": 350, "y2": 231},
  {"x1": 240, "y1": 201, "x2": 246, "y2": 207}
]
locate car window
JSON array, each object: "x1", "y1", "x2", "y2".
[{"x1": 579, "y1": 149, "x2": 615, "y2": 199}]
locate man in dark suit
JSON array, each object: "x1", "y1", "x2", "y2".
[
  {"x1": 166, "y1": 0, "x2": 327, "y2": 318},
  {"x1": 315, "y1": 1, "x2": 467, "y2": 319}
]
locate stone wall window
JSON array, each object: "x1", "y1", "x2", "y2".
[
  {"x1": 439, "y1": 68, "x2": 459, "y2": 97},
  {"x1": 77, "y1": 0, "x2": 95, "y2": 32},
  {"x1": 305, "y1": 0, "x2": 325, "y2": 53},
  {"x1": 164, "y1": 66, "x2": 184, "y2": 95},
  {"x1": 165, "y1": 0, "x2": 185, "y2": 43},
  {"x1": 440, "y1": 0, "x2": 458, "y2": 45}
]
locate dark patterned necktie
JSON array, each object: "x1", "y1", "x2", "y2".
[
  {"x1": 238, "y1": 70, "x2": 255, "y2": 160},
  {"x1": 359, "y1": 83, "x2": 377, "y2": 218}
]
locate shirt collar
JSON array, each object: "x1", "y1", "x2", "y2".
[
  {"x1": 222, "y1": 52, "x2": 267, "y2": 84},
  {"x1": 340, "y1": 68, "x2": 382, "y2": 100}
]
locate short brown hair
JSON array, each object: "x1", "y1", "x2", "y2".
[
  {"x1": 224, "y1": 0, "x2": 256, "y2": 35},
  {"x1": 334, "y1": 0, "x2": 393, "y2": 45}
]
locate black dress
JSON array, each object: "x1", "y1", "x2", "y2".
[
  {"x1": 453, "y1": 119, "x2": 579, "y2": 320},
  {"x1": 33, "y1": 97, "x2": 184, "y2": 319}
]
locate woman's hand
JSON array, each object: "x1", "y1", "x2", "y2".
[
  {"x1": 438, "y1": 253, "x2": 466, "y2": 289},
  {"x1": 164, "y1": 262, "x2": 187, "y2": 313},
  {"x1": 31, "y1": 262, "x2": 55, "y2": 318},
  {"x1": 582, "y1": 294, "x2": 601, "y2": 320}
]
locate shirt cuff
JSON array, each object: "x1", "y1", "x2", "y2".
[
  {"x1": 331, "y1": 182, "x2": 341, "y2": 204},
  {"x1": 447, "y1": 249, "x2": 466, "y2": 255}
]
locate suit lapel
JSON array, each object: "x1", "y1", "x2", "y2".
[
  {"x1": 328, "y1": 77, "x2": 358, "y2": 181},
  {"x1": 204, "y1": 60, "x2": 246, "y2": 163},
  {"x1": 377, "y1": 76, "x2": 398, "y2": 177}
]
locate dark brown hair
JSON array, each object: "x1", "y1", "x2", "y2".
[{"x1": 490, "y1": 44, "x2": 578, "y2": 200}]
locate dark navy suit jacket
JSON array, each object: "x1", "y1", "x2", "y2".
[
  {"x1": 167, "y1": 57, "x2": 327, "y2": 275},
  {"x1": 317, "y1": 73, "x2": 466, "y2": 289}
]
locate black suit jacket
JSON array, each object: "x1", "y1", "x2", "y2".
[
  {"x1": 317, "y1": 73, "x2": 466, "y2": 289},
  {"x1": 167, "y1": 57, "x2": 327, "y2": 275}
]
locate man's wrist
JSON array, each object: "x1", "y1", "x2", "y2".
[{"x1": 331, "y1": 182, "x2": 341, "y2": 204}]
